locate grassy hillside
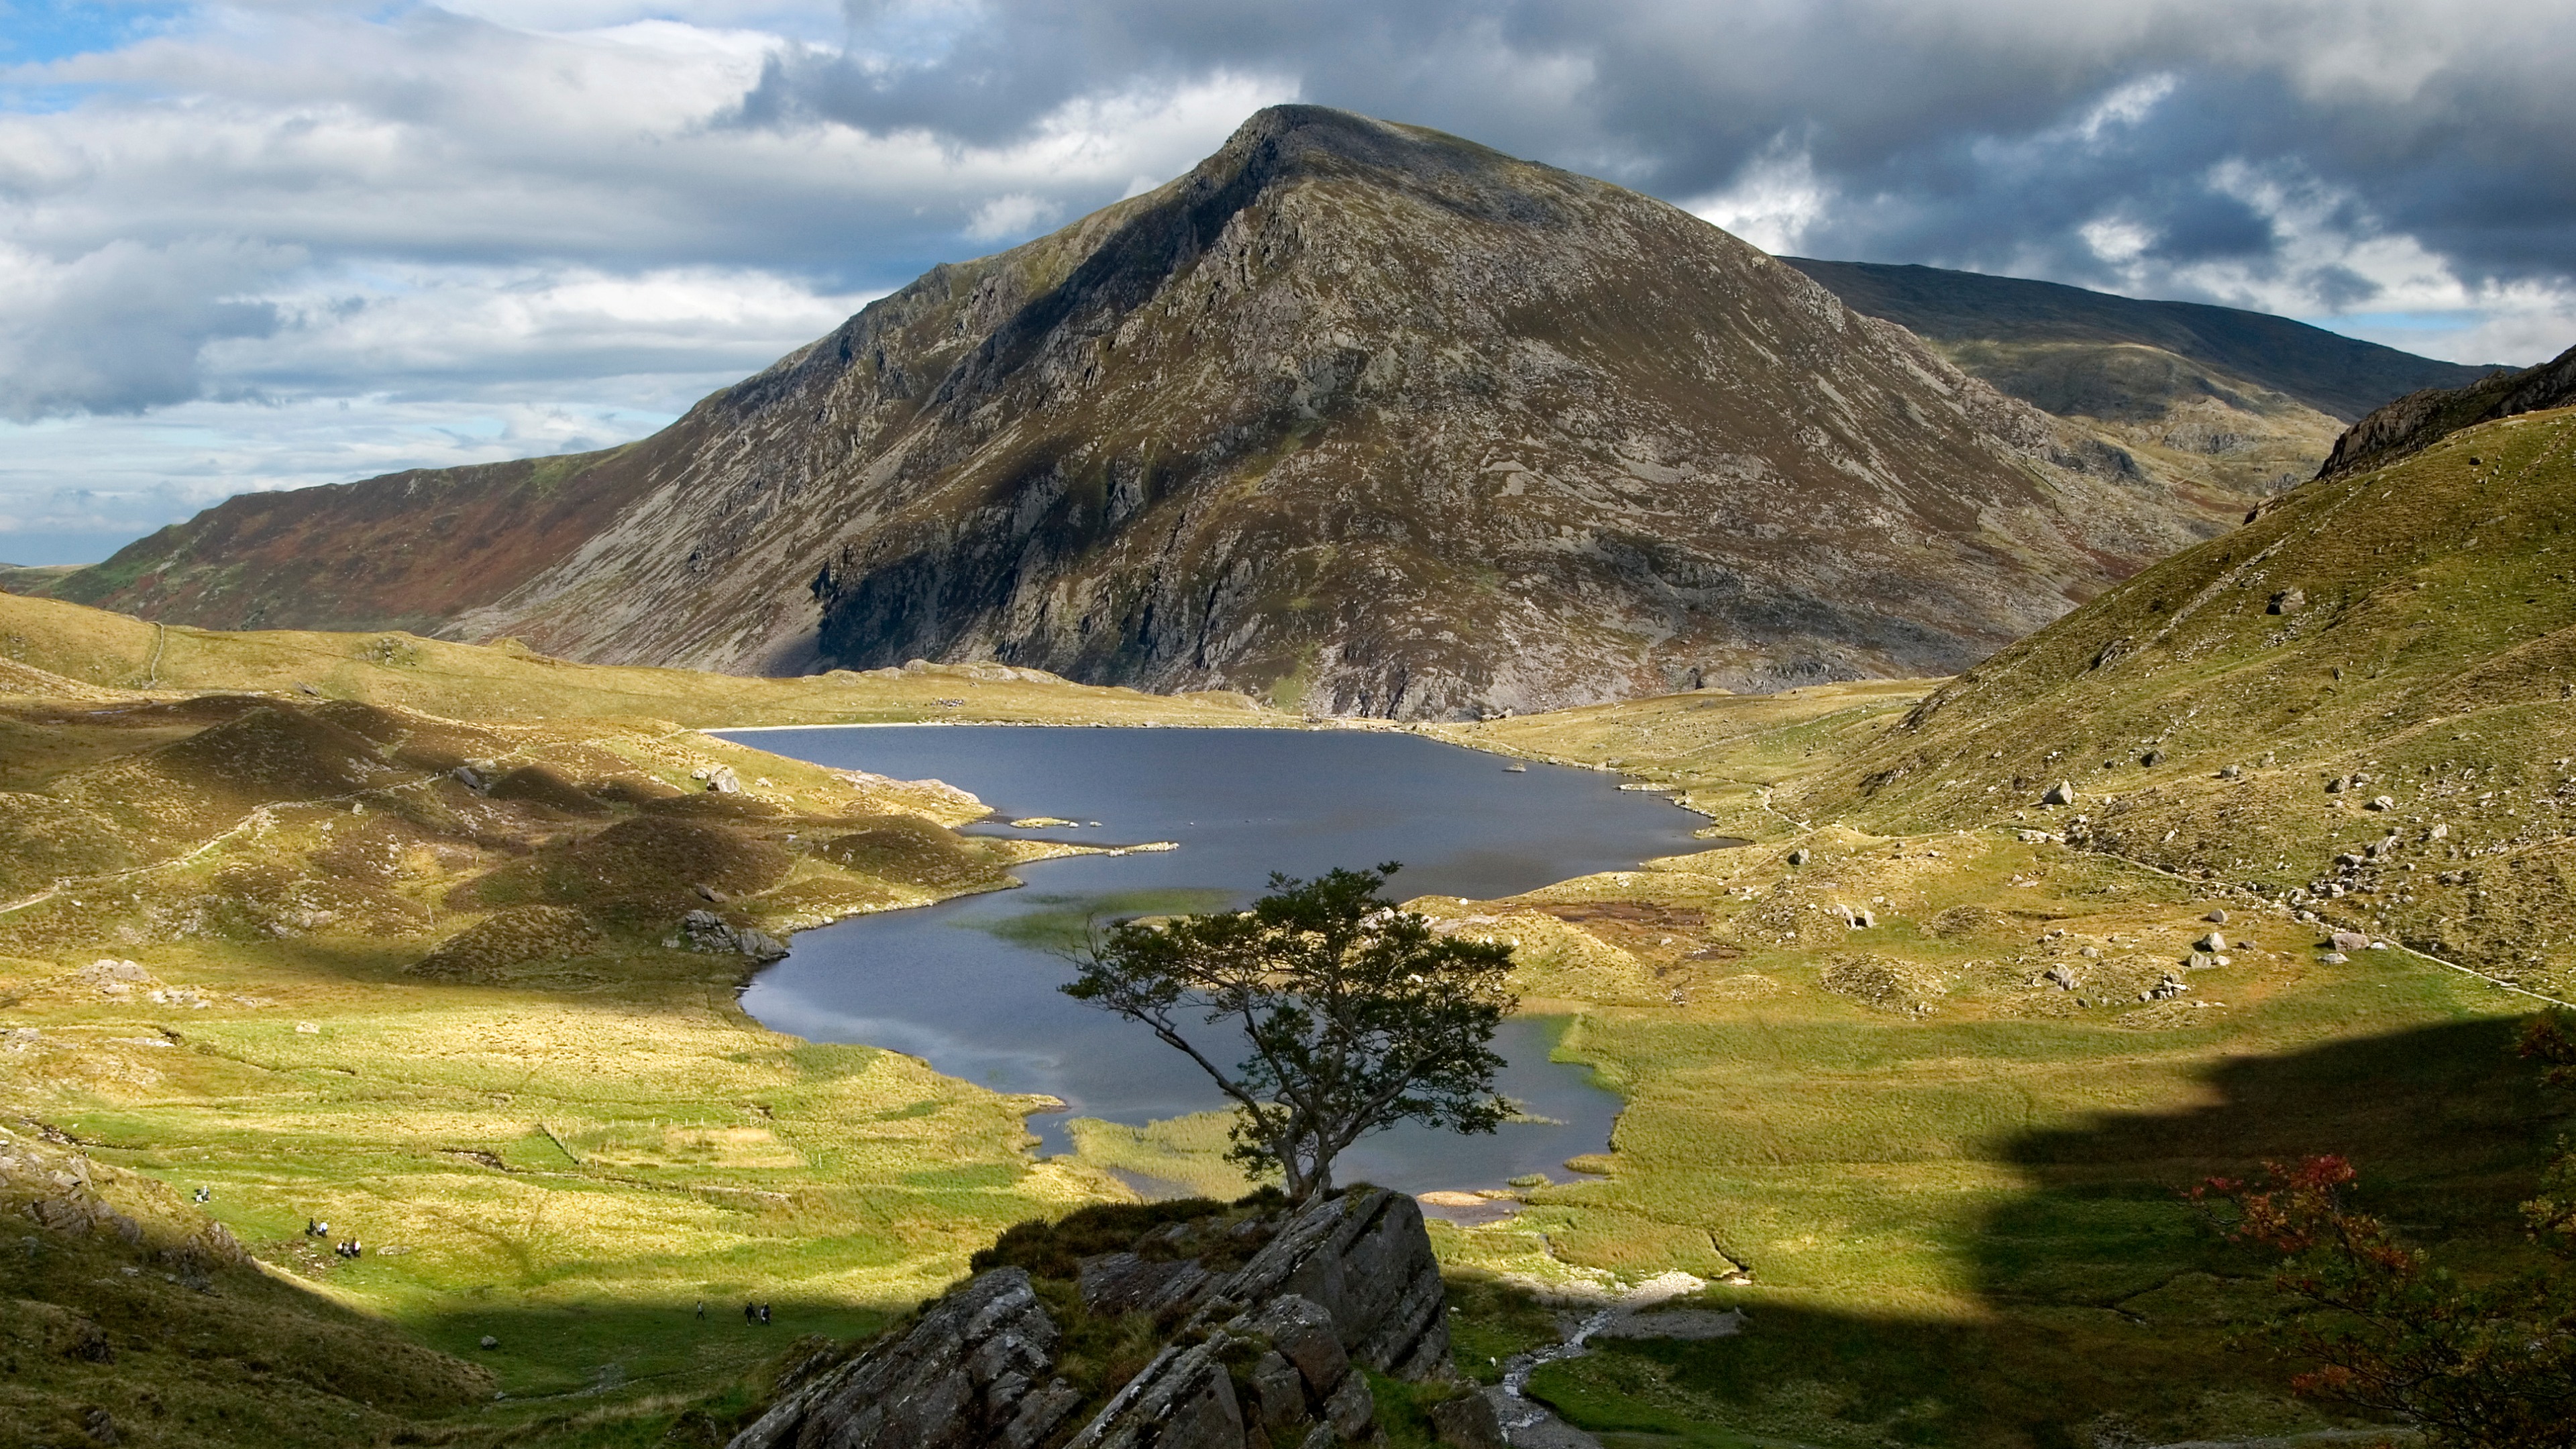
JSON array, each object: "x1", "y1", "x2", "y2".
[
  {"x1": 0, "y1": 588, "x2": 1269, "y2": 727},
  {"x1": 14, "y1": 436, "x2": 2576, "y2": 1449},
  {"x1": 1397, "y1": 418, "x2": 2576, "y2": 1444},
  {"x1": 0, "y1": 599, "x2": 1293, "y2": 1444},
  {"x1": 1782, "y1": 403, "x2": 2576, "y2": 1000}
]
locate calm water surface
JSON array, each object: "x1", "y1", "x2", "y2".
[{"x1": 723, "y1": 727, "x2": 1711, "y2": 1197}]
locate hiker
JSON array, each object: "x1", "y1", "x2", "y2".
[
  {"x1": 759, "y1": 1303, "x2": 771, "y2": 1326},
  {"x1": 743, "y1": 1302, "x2": 757, "y2": 1324},
  {"x1": 695, "y1": 1300, "x2": 705, "y2": 1320}
]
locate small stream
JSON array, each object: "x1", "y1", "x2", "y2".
[{"x1": 723, "y1": 726, "x2": 1713, "y2": 1199}]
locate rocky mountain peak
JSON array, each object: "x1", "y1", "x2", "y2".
[{"x1": 52, "y1": 108, "x2": 2276, "y2": 718}]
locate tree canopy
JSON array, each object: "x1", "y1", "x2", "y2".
[{"x1": 1062, "y1": 863, "x2": 1519, "y2": 1201}]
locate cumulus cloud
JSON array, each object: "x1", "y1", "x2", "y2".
[
  {"x1": 0, "y1": 237, "x2": 294, "y2": 421},
  {"x1": 3, "y1": 0, "x2": 2573, "y2": 561}
]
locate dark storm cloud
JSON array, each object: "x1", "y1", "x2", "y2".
[{"x1": 741, "y1": 0, "x2": 2576, "y2": 319}]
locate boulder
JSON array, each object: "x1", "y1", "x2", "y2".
[
  {"x1": 1201, "y1": 1188, "x2": 1451, "y2": 1378},
  {"x1": 1429, "y1": 1390, "x2": 1509, "y2": 1449},
  {"x1": 727, "y1": 1268, "x2": 1080, "y2": 1449},
  {"x1": 2329, "y1": 930, "x2": 2371, "y2": 953},
  {"x1": 1079, "y1": 1252, "x2": 1216, "y2": 1318},
  {"x1": 1236, "y1": 1294, "x2": 1349, "y2": 1397},
  {"x1": 680, "y1": 910, "x2": 790, "y2": 963},
  {"x1": 740, "y1": 1187, "x2": 1452, "y2": 1449},
  {"x1": 2042, "y1": 781, "x2": 2076, "y2": 806},
  {"x1": 1064, "y1": 1340, "x2": 1246, "y2": 1449}
]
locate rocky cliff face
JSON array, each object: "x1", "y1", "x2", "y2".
[
  {"x1": 731, "y1": 1186, "x2": 1491, "y2": 1449},
  {"x1": 64, "y1": 107, "x2": 2264, "y2": 718}
]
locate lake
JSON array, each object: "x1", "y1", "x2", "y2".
[{"x1": 724, "y1": 725, "x2": 1713, "y2": 1199}]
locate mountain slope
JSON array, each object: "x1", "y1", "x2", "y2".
[
  {"x1": 1784, "y1": 259, "x2": 2498, "y2": 423},
  {"x1": 1787, "y1": 258, "x2": 2503, "y2": 505},
  {"x1": 61, "y1": 107, "x2": 2264, "y2": 718},
  {"x1": 1780, "y1": 400, "x2": 2576, "y2": 995}
]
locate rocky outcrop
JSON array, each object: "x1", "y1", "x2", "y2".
[
  {"x1": 729, "y1": 1269, "x2": 1082, "y2": 1449},
  {"x1": 732, "y1": 1187, "x2": 1469, "y2": 1449},
  {"x1": 61, "y1": 107, "x2": 2274, "y2": 718},
  {"x1": 2317, "y1": 341, "x2": 2574, "y2": 478}
]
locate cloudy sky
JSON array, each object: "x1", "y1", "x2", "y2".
[{"x1": 3, "y1": 0, "x2": 2571, "y2": 564}]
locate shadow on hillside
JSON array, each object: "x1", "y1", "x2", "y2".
[
  {"x1": 1980, "y1": 1014, "x2": 2563, "y2": 1309},
  {"x1": 1533, "y1": 1016, "x2": 2570, "y2": 1449}
]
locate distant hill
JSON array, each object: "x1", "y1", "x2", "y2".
[
  {"x1": 44, "y1": 107, "x2": 2261, "y2": 719},
  {"x1": 1785, "y1": 259, "x2": 2505, "y2": 512},
  {"x1": 1784, "y1": 260, "x2": 2500, "y2": 423}
]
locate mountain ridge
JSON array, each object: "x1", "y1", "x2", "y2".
[
  {"x1": 1784, "y1": 258, "x2": 2500, "y2": 423},
  {"x1": 55, "y1": 106, "x2": 2267, "y2": 718}
]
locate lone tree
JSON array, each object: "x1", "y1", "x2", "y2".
[{"x1": 1063, "y1": 863, "x2": 1519, "y2": 1201}]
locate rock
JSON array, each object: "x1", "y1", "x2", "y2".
[
  {"x1": 1324, "y1": 1372, "x2": 1376, "y2": 1441},
  {"x1": 2184, "y1": 951, "x2": 2214, "y2": 971},
  {"x1": 2042, "y1": 781, "x2": 2076, "y2": 806},
  {"x1": 480, "y1": 1335, "x2": 499, "y2": 1350},
  {"x1": 1206, "y1": 1188, "x2": 1452, "y2": 1378},
  {"x1": 741, "y1": 1186, "x2": 1449, "y2": 1449},
  {"x1": 2268, "y1": 587, "x2": 2305, "y2": 614},
  {"x1": 2017, "y1": 828, "x2": 2054, "y2": 843},
  {"x1": 2141, "y1": 973, "x2": 2189, "y2": 1001},
  {"x1": 1248, "y1": 1351, "x2": 1307, "y2": 1432},
  {"x1": 728, "y1": 1268, "x2": 1078, "y2": 1449},
  {"x1": 706, "y1": 765, "x2": 743, "y2": 794},
  {"x1": 2367, "y1": 794, "x2": 2395, "y2": 811},
  {"x1": 1238, "y1": 1294, "x2": 1349, "y2": 1397},
  {"x1": 1429, "y1": 1391, "x2": 1509, "y2": 1449},
  {"x1": 2140, "y1": 749, "x2": 2163, "y2": 767},
  {"x1": 1078, "y1": 1252, "x2": 1216, "y2": 1318},
  {"x1": 680, "y1": 910, "x2": 789, "y2": 963},
  {"x1": 2194, "y1": 932, "x2": 2225, "y2": 953},
  {"x1": 2320, "y1": 951, "x2": 2349, "y2": 964},
  {"x1": 2329, "y1": 930, "x2": 2371, "y2": 953},
  {"x1": 1785, "y1": 848, "x2": 1809, "y2": 866},
  {"x1": 1067, "y1": 1339, "x2": 1246, "y2": 1449},
  {"x1": 2325, "y1": 776, "x2": 2346, "y2": 794},
  {"x1": 2045, "y1": 965, "x2": 2077, "y2": 991},
  {"x1": 2204, "y1": 909, "x2": 2228, "y2": 924},
  {"x1": 2218, "y1": 763, "x2": 2243, "y2": 780}
]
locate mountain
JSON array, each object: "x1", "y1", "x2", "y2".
[
  {"x1": 1787, "y1": 258, "x2": 2501, "y2": 502},
  {"x1": 2319, "y1": 340, "x2": 2576, "y2": 478},
  {"x1": 55, "y1": 107, "x2": 2267, "y2": 719},
  {"x1": 1782, "y1": 397, "x2": 2576, "y2": 995}
]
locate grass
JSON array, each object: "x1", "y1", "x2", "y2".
[
  {"x1": 1407, "y1": 412, "x2": 2576, "y2": 1446},
  {"x1": 1063, "y1": 1110, "x2": 1274, "y2": 1201},
  {"x1": 13, "y1": 414, "x2": 2576, "y2": 1446},
  {"x1": 0, "y1": 653, "x2": 1155, "y2": 1443},
  {"x1": 0, "y1": 589, "x2": 1275, "y2": 729}
]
